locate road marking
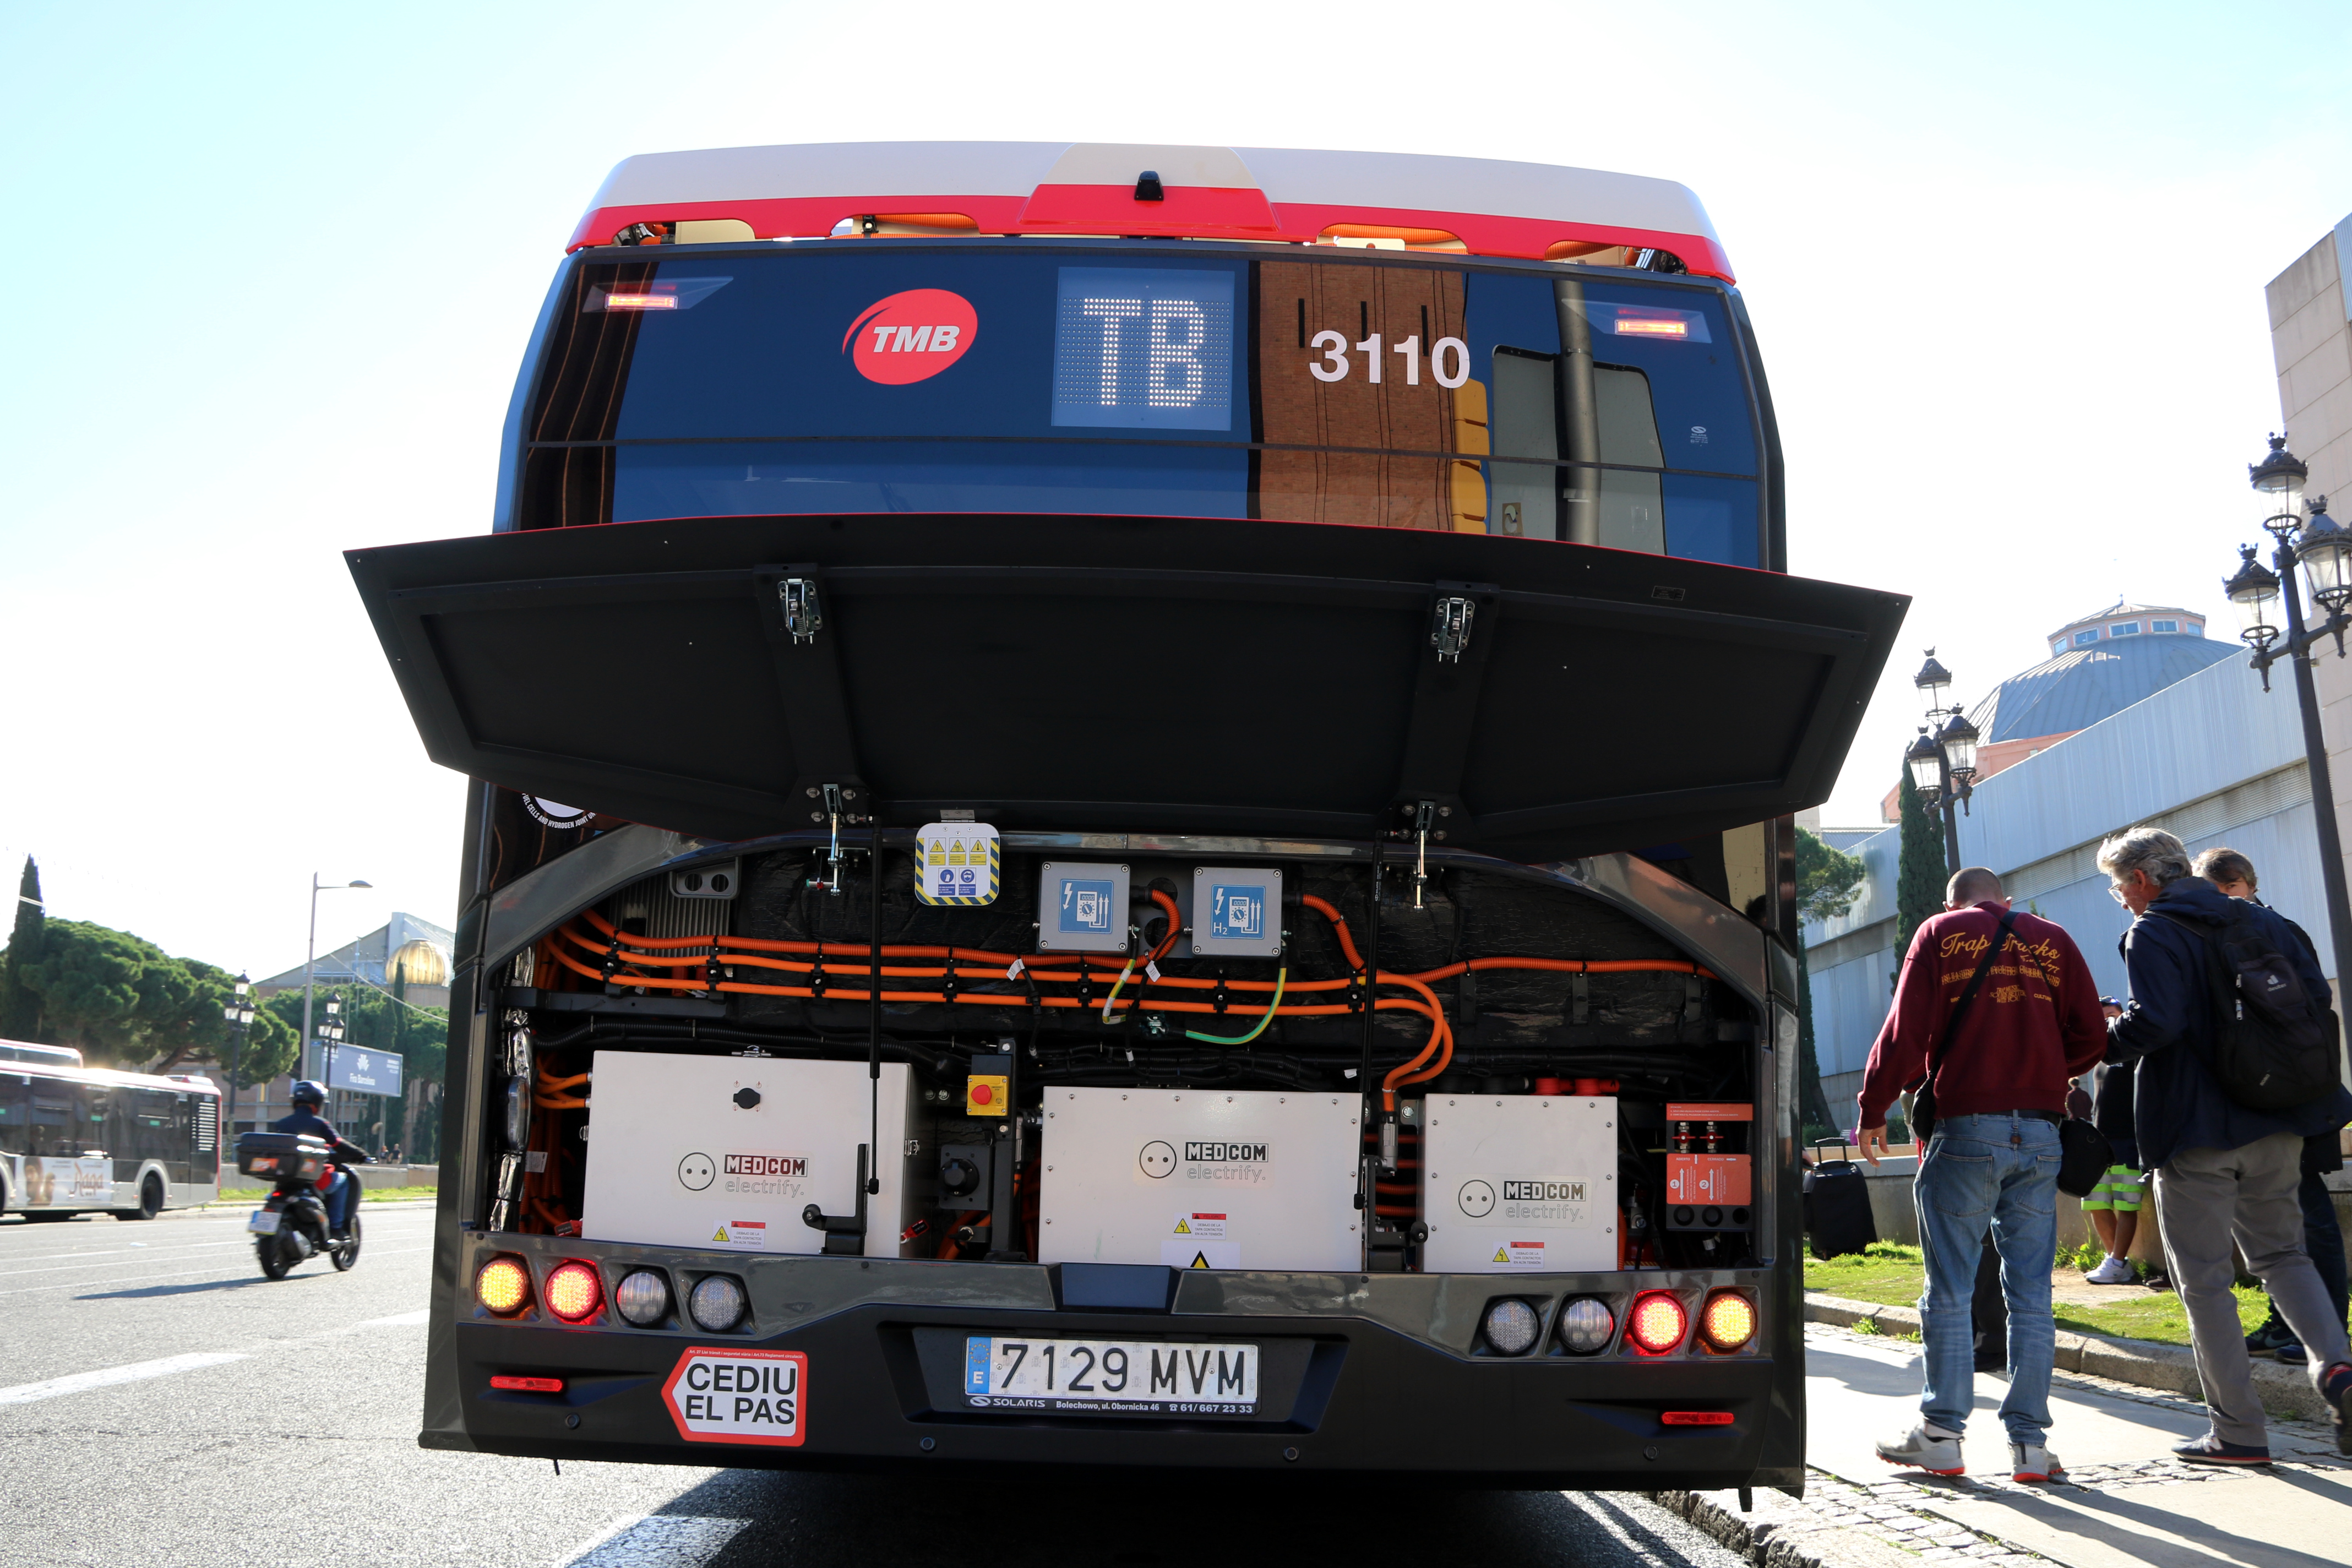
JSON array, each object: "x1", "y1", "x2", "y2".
[
  {"x1": 0, "y1": 1243, "x2": 433, "y2": 1297},
  {"x1": 357, "y1": 1309, "x2": 431, "y2": 1327},
  {"x1": 559, "y1": 1515, "x2": 746, "y2": 1567},
  {"x1": 0, "y1": 1352, "x2": 249, "y2": 1406}
]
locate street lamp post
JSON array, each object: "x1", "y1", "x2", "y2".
[
  {"x1": 2223, "y1": 434, "x2": 2352, "y2": 1004},
  {"x1": 301, "y1": 874, "x2": 371, "y2": 1082},
  {"x1": 319, "y1": 992, "x2": 346, "y2": 1115},
  {"x1": 220, "y1": 973, "x2": 254, "y2": 1143},
  {"x1": 1908, "y1": 651, "x2": 1981, "y2": 876}
]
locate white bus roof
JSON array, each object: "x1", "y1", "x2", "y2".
[{"x1": 567, "y1": 140, "x2": 1733, "y2": 280}]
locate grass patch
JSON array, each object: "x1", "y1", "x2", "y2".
[
  {"x1": 1804, "y1": 1240, "x2": 1925, "y2": 1308},
  {"x1": 361, "y1": 1186, "x2": 438, "y2": 1202},
  {"x1": 1808, "y1": 1237, "x2": 2271, "y2": 1348},
  {"x1": 2052, "y1": 1286, "x2": 2268, "y2": 1348}
]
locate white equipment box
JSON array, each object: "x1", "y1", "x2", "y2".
[
  {"x1": 1420, "y1": 1093, "x2": 1617, "y2": 1274},
  {"x1": 582, "y1": 1052, "x2": 914, "y2": 1259},
  {"x1": 1039, "y1": 1088, "x2": 1360, "y2": 1271}
]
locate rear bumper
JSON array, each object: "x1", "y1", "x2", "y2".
[{"x1": 426, "y1": 1235, "x2": 1801, "y2": 1489}]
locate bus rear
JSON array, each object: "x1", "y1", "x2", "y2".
[{"x1": 351, "y1": 141, "x2": 1905, "y2": 1490}]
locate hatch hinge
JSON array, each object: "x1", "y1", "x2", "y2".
[
  {"x1": 1408, "y1": 799, "x2": 1437, "y2": 909},
  {"x1": 781, "y1": 578, "x2": 824, "y2": 644},
  {"x1": 1430, "y1": 596, "x2": 1476, "y2": 663},
  {"x1": 807, "y1": 783, "x2": 847, "y2": 895}
]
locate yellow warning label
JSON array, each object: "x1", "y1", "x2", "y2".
[
  {"x1": 1493, "y1": 1247, "x2": 1510, "y2": 1264},
  {"x1": 714, "y1": 1227, "x2": 732, "y2": 1243},
  {"x1": 928, "y1": 837, "x2": 946, "y2": 858},
  {"x1": 1188, "y1": 1251, "x2": 1211, "y2": 1269},
  {"x1": 1173, "y1": 1218, "x2": 1191, "y2": 1234}
]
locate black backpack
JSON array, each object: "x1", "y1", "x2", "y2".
[{"x1": 2155, "y1": 905, "x2": 2339, "y2": 1112}]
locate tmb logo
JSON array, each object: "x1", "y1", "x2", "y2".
[{"x1": 843, "y1": 289, "x2": 977, "y2": 384}]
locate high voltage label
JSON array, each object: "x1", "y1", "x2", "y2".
[{"x1": 916, "y1": 821, "x2": 1001, "y2": 907}]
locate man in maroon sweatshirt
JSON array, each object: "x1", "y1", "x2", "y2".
[{"x1": 1857, "y1": 867, "x2": 2108, "y2": 1483}]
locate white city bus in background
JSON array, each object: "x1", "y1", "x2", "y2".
[{"x1": 1, "y1": 1040, "x2": 222, "y2": 1221}]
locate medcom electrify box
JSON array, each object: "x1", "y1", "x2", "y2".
[
  {"x1": 581, "y1": 1052, "x2": 916, "y2": 1259},
  {"x1": 1419, "y1": 1093, "x2": 1617, "y2": 1274},
  {"x1": 1038, "y1": 1088, "x2": 1360, "y2": 1271}
]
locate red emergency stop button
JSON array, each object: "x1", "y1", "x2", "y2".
[
  {"x1": 965, "y1": 1074, "x2": 1009, "y2": 1116},
  {"x1": 972, "y1": 1082, "x2": 993, "y2": 1105}
]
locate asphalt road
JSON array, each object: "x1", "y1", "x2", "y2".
[{"x1": 0, "y1": 1201, "x2": 1751, "y2": 1568}]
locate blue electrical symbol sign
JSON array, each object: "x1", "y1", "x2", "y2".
[
  {"x1": 1209, "y1": 885, "x2": 1264, "y2": 941},
  {"x1": 1190, "y1": 867, "x2": 1282, "y2": 957},
  {"x1": 1061, "y1": 880, "x2": 1116, "y2": 934}
]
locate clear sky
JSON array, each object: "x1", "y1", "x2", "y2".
[{"x1": 3, "y1": 1, "x2": 2349, "y2": 976}]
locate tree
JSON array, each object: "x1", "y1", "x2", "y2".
[
  {"x1": 1794, "y1": 827, "x2": 1868, "y2": 1139},
  {"x1": 1894, "y1": 771, "x2": 1946, "y2": 962},
  {"x1": 1, "y1": 856, "x2": 44, "y2": 1039},
  {"x1": 9, "y1": 918, "x2": 295, "y2": 1075}
]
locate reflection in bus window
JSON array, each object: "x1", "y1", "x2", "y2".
[{"x1": 1254, "y1": 260, "x2": 1473, "y2": 531}]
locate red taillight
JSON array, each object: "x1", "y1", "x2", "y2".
[
  {"x1": 489, "y1": 1375, "x2": 564, "y2": 1392},
  {"x1": 604, "y1": 293, "x2": 679, "y2": 311},
  {"x1": 1628, "y1": 1291, "x2": 1689, "y2": 1354},
  {"x1": 1662, "y1": 1410, "x2": 1734, "y2": 1426},
  {"x1": 546, "y1": 1260, "x2": 603, "y2": 1323}
]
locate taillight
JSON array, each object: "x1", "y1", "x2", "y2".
[
  {"x1": 1482, "y1": 1299, "x2": 1540, "y2": 1355},
  {"x1": 614, "y1": 1268, "x2": 672, "y2": 1327},
  {"x1": 1556, "y1": 1296, "x2": 1615, "y2": 1354},
  {"x1": 1700, "y1": 1290, "x2": 1757, "y2": 1351},
  {"x1": 475, "y1": 1255, "x2": 531, "y2": 1315},
  {"x1": 688, "y1": 1274, "x2": 747, "y2": 1332},
  {"x1": 1627, "y1": 1291, "x2": 1688, "y2": 1354},
  {"x1": 489, "y1": 1375, "x2": 564, "y2": 1392},
  {"x1": 546, "y1": 1261, "x2": 603, "y2": 1323},
  {"x1": 1662, "y1": 1410, "x2": 1734, "y2": 1425}
]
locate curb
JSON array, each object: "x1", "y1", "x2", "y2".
[
  {"x1": 1651, "y1": 1486, "x2": 1935, "y2": 1568},
  {"x1": 1805, "y1": 1291, "x2": 2328, "y2": 1422}
]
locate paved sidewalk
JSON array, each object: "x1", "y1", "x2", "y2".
[{"x1": 1788, "y1": 1322, "x2": 2350, "y2": 1567}]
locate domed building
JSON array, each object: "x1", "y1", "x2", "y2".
[{"x1": 1880, "y1": 602, "x2": 2236, "y2": 818}]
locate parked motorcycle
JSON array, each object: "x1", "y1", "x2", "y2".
[{"x1": 235, "y1": 1132, "x2": 363, "y2": 1278}]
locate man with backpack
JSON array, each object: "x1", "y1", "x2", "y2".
[
  {"x1": 2100, "y1": 826, "x2": 2352, "y2": 1462},
  {"x1": 2190, "y1": 846, "x2": 2349, "y2": 1366},
  {"x1": 1858, "y1": 866, "x2": 2109, "y2": 1483}
]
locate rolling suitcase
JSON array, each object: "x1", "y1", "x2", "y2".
[{"x1": 1804, "y1": 1137, "x2": 1877, "y2": 1260}]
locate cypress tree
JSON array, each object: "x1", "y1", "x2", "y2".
[
  {"x1": 1, "y1": 857, "x2": 45, "y2": 1039},
  {"x1": 1894, "y1": 771, "x2": 1946, "y2": 963}
]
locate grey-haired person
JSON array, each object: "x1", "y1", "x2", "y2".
[{"x1": 2103, "y1": 827, "x2": 2352, "y2": 1461}]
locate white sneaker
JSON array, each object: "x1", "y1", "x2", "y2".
[
  {"x1": 2012, "y1": 1441, "x2": 2065, "y2": 1483},
  {"x1": 1877, "y1": 1424, "x2": 1965, "y2": 1476},
  {"x1": 2085, "y1": 1254, "x2": 2135, "y2": 1285}
]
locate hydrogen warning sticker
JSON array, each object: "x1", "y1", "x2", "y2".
[
  {"x1": 662, "y1": 1347, "x2": 807, "y2": 1446},
  {"x1": 707, "y1": 1220, "x2": 768, "y2": 1250},
  {"x1": 916, "y1": 821, "x2": 1001, "y2": 907}
]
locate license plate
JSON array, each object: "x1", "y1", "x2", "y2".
[
  {"x1": 962, "y1": 1336, "x2": 1259, "y2": 1415},
  {"x1": 247, "y1": 1210, "x2": 280, "y2": 1235}
]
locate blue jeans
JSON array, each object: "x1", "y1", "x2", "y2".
[
  {"x1": 323, "y1": 1168, "x2": 356, "y2": 1232},
  {"x1": 1913, "y1": 1113, "x2": 2061, "y2": 1444}
]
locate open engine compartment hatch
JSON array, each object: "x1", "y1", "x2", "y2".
[{"x1": 347, "y1": 513, "x2": 1904, "y2": 860}]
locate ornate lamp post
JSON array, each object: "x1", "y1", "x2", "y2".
[
  {"x1": 1908, "y1": 651, "x2": 1980, "y2": 876},
  {"x1": 220, "y1": 973, "x2": 254, "y2": 1141},
  {"x1": 2224, "y1": 434, "x2": 2352, "y2": 1003}
]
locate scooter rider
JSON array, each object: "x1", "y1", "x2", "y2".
[{"x1": 274, "y1": 1081, "x2": 369, "y2": 1239}]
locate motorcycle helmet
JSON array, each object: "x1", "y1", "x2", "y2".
[{"x1": 290, "y1": 1079, "x2": 328, "y2": 1107}]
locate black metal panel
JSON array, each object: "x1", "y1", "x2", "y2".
[{"x1": 347, "y1": 514, "x2": 1906, "y2": 862}]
